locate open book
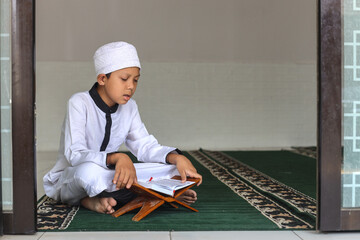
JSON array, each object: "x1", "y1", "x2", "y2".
[{"x1": 138, "y1": 178, "x2": 195, "y2": 197}]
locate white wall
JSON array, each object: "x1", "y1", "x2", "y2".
[{"x1": 36, "y1": 0, "x2": 317, "y2": 151}]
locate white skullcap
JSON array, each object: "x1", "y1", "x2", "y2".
[{"x1": 93, "y1": 41, "x2": 141, "y2": 76}]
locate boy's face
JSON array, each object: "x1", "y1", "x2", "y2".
[{"x1": 97, "y1": 67, "x2": 140, "y2": 106}]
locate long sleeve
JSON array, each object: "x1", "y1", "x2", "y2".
[
  {"x1": 125, "y1": 102, "x2": 176, "y2": 164},
  {"x1": 62, "y1": 95, "x2": 108, "y2": 168}
]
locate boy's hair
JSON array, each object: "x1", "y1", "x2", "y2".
[{"x1": 106, "y1": 72, "x2": 112, "y2": 79}]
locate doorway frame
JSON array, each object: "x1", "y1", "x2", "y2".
[
  {"x1": 318, "y1": 0, "x2": 360, "y2": 231},
  {"x1": 4, "y1": 0, "x2": 360, "y2": 234},
  {"x1": 2, "y1": 0, "x2": 36, "y2": 234}
]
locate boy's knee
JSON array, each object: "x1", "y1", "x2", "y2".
[{"x1": 73, "y1": 162, "x2": 105, "y2": 183}]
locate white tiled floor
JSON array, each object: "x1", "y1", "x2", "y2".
[
  {"x1": 4, "y1": 151, "x2": 359, "y2": 240},
  {"x1": 3, "y1": 231, "x2": 360, "y2": 240}
]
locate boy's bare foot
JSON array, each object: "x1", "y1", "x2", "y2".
[
  {"x1": 176, "y1": 189, "x2": 197, "y2": 205},
  {"x1": 81, "y1": 196, "x2": 117, "y2": 214}
]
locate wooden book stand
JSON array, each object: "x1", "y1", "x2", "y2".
[{"x1": 112, "y1": 176, "x2": 200, "y2": 221}]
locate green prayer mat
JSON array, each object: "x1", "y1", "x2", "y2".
[
  {"x1": 221, "y1": 149, "x2": 316, "y2": 199},
  {"x1": 37, "y1": 149, "x2": 316, "y2": 231}
]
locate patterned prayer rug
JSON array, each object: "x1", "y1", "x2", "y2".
[
  {"x1": 37, "y1": 150, "x2": 316, "y2": 231},
  {"x1": 37, "y1": 195, "x2": 79, "y2": 230},
  {"x1": 189, "y1": 150, "x2": 315, "y2": 229},
  {"x1": 200, "y1": 150, "x2": 316, "y2": 217}
]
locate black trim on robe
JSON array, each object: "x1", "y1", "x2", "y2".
[
  {"x1": 175, "y1": 148, "x2": 183, "y2": 155},
  {"x1": 89, "y1": 83, "x2": 119, "y2": 152},
  {"x1": 165, "y1": 148, "x2": 184, "y2": 164},
  {"x1": 100, "y1": 112, "x2": 112, "y2": 151},
  {"x1": 89, "y1": 83, "x2": 118, "y2": 114}
]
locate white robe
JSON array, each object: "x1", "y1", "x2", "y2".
[{"x1": 43, "y1": 83, "x2": 178, "y2": 205}]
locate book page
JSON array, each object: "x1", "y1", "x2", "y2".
[{"x1": 150, "y1": 179, "x2": 194, "y2": 191}]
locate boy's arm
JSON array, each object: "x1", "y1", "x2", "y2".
[
  {"x1": 63, "y1": 95, "x2": 108, "y2": 168},
  {"x1": 166, "y1": 153, "x2": 202, "y2": 186},
  {"x1": 125, "y1": 101, "x2": 176, "y2": 164},
  {"x1": 125, "y1": 100, "x2": 202, "y2": 185}
]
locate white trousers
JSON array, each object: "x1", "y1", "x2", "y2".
[{"x1": 45, "y1": 162, "x2": 179, "y2": 205}]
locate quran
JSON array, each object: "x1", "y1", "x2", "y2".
[
  {"x1": 112, "y1": 176, "x2": 200, "y2": 221},
  {"x1": 138, "y1": 178, "x2": 195, "y2": 197}
]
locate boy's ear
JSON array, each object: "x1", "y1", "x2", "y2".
[{"x1": 97, "y1": 74, "x2": 107, "y2": 86}]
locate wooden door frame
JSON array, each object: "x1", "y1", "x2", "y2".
[
  {"x1": 318, "y1": 0, "x2": 360, "y2": 231},
  {"x1": 0, "y1": 57, "x2": 3, "y2": 236},
  {"x1": 2, "y1": 0, "x2": 36, "y2": 234}
]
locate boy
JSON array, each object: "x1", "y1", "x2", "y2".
[{"x1": 43, "y1": 41, "x2": 202, "y2": 214}]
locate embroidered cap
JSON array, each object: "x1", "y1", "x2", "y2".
[{"x1": 93, "y1": 41, "x2": 141, "y2": 76}]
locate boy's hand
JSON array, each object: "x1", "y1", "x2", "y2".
[
  {"x1": 107, "y1": 153, "x2": 137, "y2": 189},
  {"x1": 166, "y1": 153, "x2": 202, "y2": 186}
]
